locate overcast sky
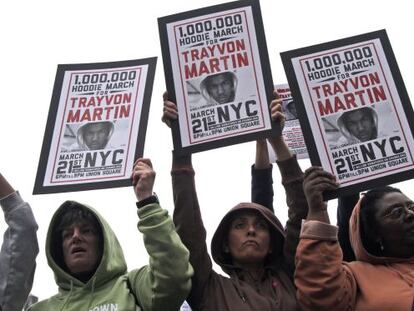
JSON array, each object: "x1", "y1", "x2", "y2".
[{"x1": 1, "y1": 0, "x2": 414, "y2": 300}]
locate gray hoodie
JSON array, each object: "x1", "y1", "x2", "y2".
[{"x1": 0, "y1": 192, "x2": 38, "y2": 311}]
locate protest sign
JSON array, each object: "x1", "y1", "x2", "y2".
[
  {"x1": 34, "y1": 58, "x2": 157, "y2": 194},
  {"x1": 158, "y1": 0, "x2": 278, "y2": 154},
  {"x1": 281, "y1": 30, "x2": 414, "y2": 199},
  {"x1": 271, "y1": 83, "x2": 308, "y2": 160}
]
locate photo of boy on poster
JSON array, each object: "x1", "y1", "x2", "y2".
[
  {"x1": 283, "y1": 100, "x2": 298, "y2": 121},
  {"x1": 199, "y1": 71, "x2": 238, "y2": 105},
  {"x1": 322, "y1": 104, "x2": 399, "y2": 150},
  {"x1": 158, "y1": 0, "x2": 278, "y2": 155},
  {"x1": 281, "y1": 30, "x2": 414, "y2": 199},
  {"x1": 64, "y1": 121, "x2": 115, "y2": 151}
]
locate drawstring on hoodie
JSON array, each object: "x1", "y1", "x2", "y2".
[
  {"x1": 59, "y1": 277, "x2": 98, "y2": 311},
  {"x1": 87, "y1": 277, "x2": 97, "y2": 310},
  {"x1": 60, "y1": 280, "x2": 74, "y2": 311},
  {"x1": 231, "y1": 271, "x2": 247, "y2": 303}
]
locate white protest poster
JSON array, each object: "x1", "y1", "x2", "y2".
[
  {"x1": 272, "y1": 83, "x2": 309, "y2": 160},
  {"x1": 158, "y1": 0, "x2": 278, "y2": 154},
  {"x1": 281, "y1": 30, "x2": 414, "y2": 199},
  {"x1": 34, "y1": 58, "x2": 157, "y2": 194}
]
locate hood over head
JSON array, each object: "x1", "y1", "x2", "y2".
[
  {"x1": 350, "y1": 197, "x2": 414, "y2": 264},
  {"x1": 77, "y1": 121, "x2": 114, "y2": 150},
  {"x1": 211, "y1": 202, "x2": 285, "y2": 272},
  {"x1": 46, "y1": 201, "x2": 127, "y2": 289}
]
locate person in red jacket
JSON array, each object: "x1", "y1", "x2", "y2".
[{"x1": 295, "y1": 166, "x2": 414, "y2": 311}]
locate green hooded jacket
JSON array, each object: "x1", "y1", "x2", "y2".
[{"x1": 29, "y1": 201, "x2": 193, "y2": 311}]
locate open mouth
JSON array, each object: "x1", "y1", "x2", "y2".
[{"x1": 71, "y1": 247, "x2": 86, "y2": 254}]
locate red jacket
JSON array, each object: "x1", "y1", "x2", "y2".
[{"x1": 295, "y1": 199, "x2": 414, "y2": 311}]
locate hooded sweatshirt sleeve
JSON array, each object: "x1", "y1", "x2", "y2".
[
  {"x1": 0, "y1": 192, "x2": 39, "y2": 311},
  {"x1": 276, "y1": 155, "x2": 307, "y2": 273},
  {"x1": 251, "y1": 164, "x2": 274, "y2": 212},
  {"x1": 171, "y1": 152, "x2": 214, "y2": 308},
  {"x1": 128, "y1": 202, "x2": 193, "y2": 311},
  {"x1": 295, "y1": 220, "x2": 357, "y2": 311}
]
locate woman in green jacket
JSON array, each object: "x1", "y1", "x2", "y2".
[{"x1": 29, "y1": 158, "x2": 193, "y2": 311}]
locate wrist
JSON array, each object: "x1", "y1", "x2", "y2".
[
  {"x1": 307, "y1": 208, "x2": 330, "y2": 223},
  {"x1": 269, "y1": 135, "x2": 284, "y2": 146},
  {"x1": 136, "y1": 193, "x2": 159, "y2": 209}
]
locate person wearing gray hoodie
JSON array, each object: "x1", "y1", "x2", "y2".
[{"x1": 0, "y1": 173, "x2": 38, "y2": 311}]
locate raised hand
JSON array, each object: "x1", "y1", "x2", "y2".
[
  {"x1": 303, "y1": 166, "x2": 339, "y2": 222},
  {"x1": 132, "y1": 158, "x2": 156, "y2": 201},
  {"x1": 270, "y1": 91, "x2": 285, "y2": 131},
  {"x1": 267, "y1": 91, "x2": 292, "y2": 161},
  {"x1": 161, "y1": 92, "x2": 178, "y2": 128}
]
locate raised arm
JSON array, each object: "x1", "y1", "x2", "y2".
[
  {"x1": 295, "y1": 167, "x2": 357, "y2": 311},
  {"x1": 251, "y1": 139, "x2": 274, "y2": 211},
  {"x1": 162, "y1": 94, "x2": 215, "y2": 309},
  {"x1": 0, "y1": 173, "x2": 39, "y2": 311},
  {"x1": 251, "y1": 94, "x2": 293, "y2": 212},
  {"x1": 268, "y1": 96, "x2": 306, "y2": 273},
  {"x1": 129, "y1": 158, "x2": 192, "y2": 311}
]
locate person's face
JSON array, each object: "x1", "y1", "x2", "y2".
[
  {"x1": 227, "y1": 210, "x2": 272, "y2": 266},
  {"x1": 62, "y1": 221, "x2": 102, "y2": 276},
  {"x1": 83, "y1": 123, "x2": 110, "y2": 150},
  {"x1": 207, "y1": 75, "x2": 235, "y2": 104},
  {"x1": 373, "y1": 192, "x2": 414, "y2": 258},
  {"x1": 344, "y1": 110, "x2": 376, "y2": 142}
]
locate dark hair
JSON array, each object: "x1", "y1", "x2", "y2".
[
  {"x1": 50, "y1": 201, "x2": 102, "y2": 271},
  {"x1": 359, "y1": 186, "x2": 402, "y2": 256},
  {"x1": 83, "y1": 122, "x2": 112, "y2": 134}
]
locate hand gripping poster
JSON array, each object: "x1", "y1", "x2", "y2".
[
  {"x1": 281, "y1": 30, "x2": 414, "y2": 199},
  {"x1": 158, "y1": 0, "x2": 278, "y2": 154},
  {"x1": 33, "y1": 58, "x2": 157, "y2": 194}
]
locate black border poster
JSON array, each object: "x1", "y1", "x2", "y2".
[
  {"x1": 33, "y1": 58, "x2": 157, "y2": 194},
  {"x1": 281, "y1": 30, "x2": 414, "y2": 199},
  {"x1": 158, "y1": 0, "x2": 277, "y2": 154}
]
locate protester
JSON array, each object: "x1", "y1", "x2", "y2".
[
  {"x1": 0, "y1": 173, "x2": 38, "y2": 311},
  {"x1": 29, "y1": 158, "x2": 192, "y2": 311},
  {"x1": 295, "y1": 166, "x2": 414, "y2": 310},
  {"x1": 199, "y1": 71, "x2": 237, "y2": 105},
  {"x1": 163, "y1": 92, "x2": 306, "y2": 310}
]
